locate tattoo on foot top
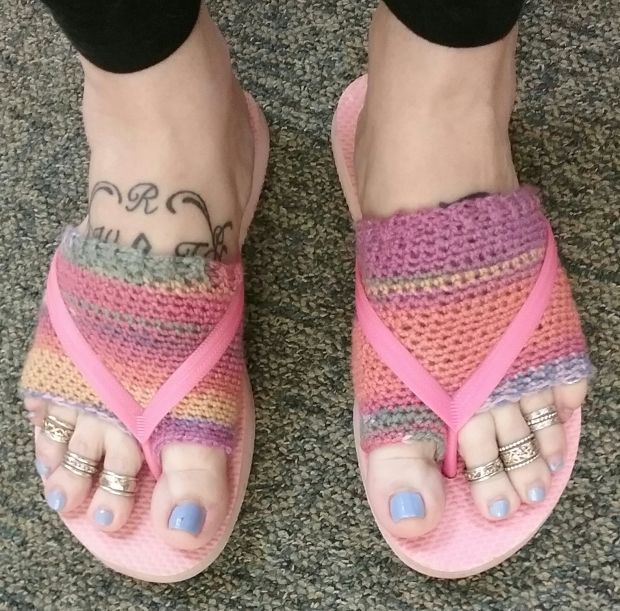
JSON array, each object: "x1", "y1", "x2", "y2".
[
  {"x1": 166, "y1": 191, "x2": 232, "y2": 261},
  {"x1": 126, "y1": 183, "x2": 159, "y2": 214},
  {"x1": 87, "y1": 181, "x2": 232, "y2": 260}
]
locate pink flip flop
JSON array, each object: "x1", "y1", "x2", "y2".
[
  {"x1": 21, "y1": 93, "x2": 269, "y2": 582},
  {"x1": 331, "y1": 75, "x2": 592, "y2": 578}
]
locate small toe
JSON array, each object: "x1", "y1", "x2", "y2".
[
  {"x1": 459, "y1": 411, "x2": 521, "y2": 521},
  {"x1": 554, "y1": 379, "x2": 588, "y2": 422},
  {"x1": 366, "y1": 440, "x2": 445, "y2": 538},
  {"x1": 88, "y1": 425, "x2": 143, "y2": 532},
  {"x1": 24, "y1": 398, "x2": 48, "y2": 427},
  {"x1": 151, "y1": 443, "x2": 229, "y2": 550},
  {"x1": 34, "y1": 404, "x2": 77, "y2": 480},
  {"x1": 491, "y1": 402, "x2": 551, "y2": 505},
  {"x1": 44, "y1": 411, "x2": 105, "y2": 514}
]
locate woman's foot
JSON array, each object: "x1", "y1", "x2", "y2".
[
  {"x1": 24, "y1": 8, "x2": 254, "y2": 550},
  {"x1": 355, "y1": 3, "x2": 588, "y2": 538}
]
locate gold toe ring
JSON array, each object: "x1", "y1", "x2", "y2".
[
  {"x1": 98, "y1": 470, "x2": 138, "y2": 497},
  {"x1": 499, "y1": 433, "x2": 540, "y2": 471},
  {"x1": 525, "y1": 405, "x2": 560, "y2": 432},
  {"x1": 62, "y1": 451, "x2": 99, "y2": 477},
  {"x1": 42, "y1": 415, "x2": 74, "y2": 445},
  {"x1": 465, "y1": 457, "x2": 505, "y2": 483}
]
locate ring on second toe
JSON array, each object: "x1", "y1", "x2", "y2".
[
  {"x1": 98, "y1": 469, "x2": 137, "y2": 497},
  {"x1": 464, "y1": 457, "x2": 505, "y2": 483}
]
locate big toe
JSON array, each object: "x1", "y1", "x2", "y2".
[
  {"x1": 366, "y1": 440, "x2": 445, "y2": 538},
  {"x1": 151, "y1": 443, "x2": 229, "y2": 550}
]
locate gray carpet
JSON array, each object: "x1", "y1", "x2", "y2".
[{"x1": 1, "y1": 0, "x2": 618, "y2": 609}]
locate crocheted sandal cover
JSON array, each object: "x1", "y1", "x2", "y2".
[
  {"x1": 20, "y1": 228, "x2": 244, "y2": 469},
  {"x1": 353, "y1": 188, "x2": 593, "y2": 464}
]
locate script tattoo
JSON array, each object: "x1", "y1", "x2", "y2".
[
  {"x1": 126, "y1": 183, "x2": 159, "y2": 214},
  {"x1": 90, "y1": 226, "x2": 120, "y2": 243},
  {"x1": 131, "y1": 232, "x2": 152, "y2": 254},
  {"x1": 166, "y1": 191, "x2": 232, "y2": 261}
]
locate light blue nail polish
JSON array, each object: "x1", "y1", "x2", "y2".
[
  {"x1": 95, "y1": 508, "x2": 114, "y2": 526},
  {"x1": 168, "y1": 502, "x2": 206, "y2": 535},
  {"x1": 389, "y1": 491, "x2": 426, "y2": 522},
  {"x1": 528, "y1": 485, "x2": 546, "y2": 503},
  {"x1": 489, "y1": 498, "x2": 510, "y2": 518},
  {"x1": 46, "y1": 489, "x2": 66, "y2": 512},
  {"x1": 35, "y1": 459, "x2": 50, "y2": 478},
  {"x1": 548, "y1": 457, "x2": 564, "y2": 473}
]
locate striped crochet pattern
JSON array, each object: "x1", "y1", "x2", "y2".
[
  {"x1": 353, "y1": 187, "x2": 593, "y2": 457},
  {"x1": 20, "y1": 228, "x2": 245, "y2": 457}
]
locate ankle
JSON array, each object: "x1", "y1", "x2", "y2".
[{"x1": 356, "y1": 5, "x2": 519, "y2": 217}]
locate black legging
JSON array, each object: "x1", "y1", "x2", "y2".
[{"x1": 40, "y1": 0, "x2": 525, "y2": 74}]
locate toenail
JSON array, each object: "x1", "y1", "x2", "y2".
[
  {"x1": 46, "y1": 489, "x2": 66, "y2": 512},
  {"x1": 488, "y1": 498, "x2": 510, "y2": 518},
  {"x1": 35, "y1": 459, "x2": 50, "y2": 478},
  {"x1": 389, "y1": 491, "x2": 426, "y2": 521},
  {"x1": 528, "y1": 485, "x2": 546, "y2": 503},
  {"x1": 548, "y1": 456, "x2": 564, "y2": 473},
  {"x1": 94, "y1": 507, "x2": 114, "y2": 527},
  {"x1": 168, "y1": 502, "x2": 206, "y2": 535}
]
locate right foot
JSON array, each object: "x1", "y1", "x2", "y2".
[{"x1": 22, "y1": 8, "x2": 255, "y2": 550}]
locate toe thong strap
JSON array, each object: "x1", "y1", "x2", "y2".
[
  {"x1": 353, "y1": 188, "x2": 593, "y2": 477},
  {"x1": 20, "y1": 229, "x2": 246, "y2": 477}
]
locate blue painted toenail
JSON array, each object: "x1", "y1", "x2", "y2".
[
  {"x1": 489, "y1": 498, "x2": 510, "y2": 518},
  {"x1": 528, "y1": 485, "x2": 546, "y2": 503},
  {"x1": 168, "y1": 502, "x2": 206, "y2": 535},
  {"x1": 35, "y1": 459, "x2": 50, "y2": 478},
  {"x1": 548, "y1": 457, "x2": 564, "y2": 473},
  {"x1": 94, "y1": 508, "x2": 114, "y2": 527},
  {"x1": 389, "y1": 491, "x2": 426, "y2": 522},
  {"x1": 46, "y1": 489, "x2": 66, "y2": 512}
]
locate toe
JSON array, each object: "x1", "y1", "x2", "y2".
[
  {"x1": 366, "y1": 440, "x2": 445, "y2": 538},
  {"x1": 491, "y1": 402, "x2": 551, "y2": 505},
  {"x1": 88, "y1": 425, "x2": 143, "y2": 532},
  {"x1": 554, "y1": 379, "x2": 588, "y2": 422},
  {"x1": 151, "y1": 443, "x2": 229, "y2": 550},
  {"x1": 34, "y1": 404, "x2": 77, "y2": 480},
  {"x1": 24, "y1": 397, "x2": 48, "y2": 427},
  {"x1": 44, "y1": 411, "x2": 105, "y2": 514},
  {"x1": 520, "y1": 389, "x2": 565, "y2": 473},
  {"x1": 459, "y1": 411, "x2": 520, "y2": 520}
]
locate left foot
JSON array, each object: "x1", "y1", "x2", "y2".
[{"x1": 354, "y1": 3, "x2": 589, "y2": 539}]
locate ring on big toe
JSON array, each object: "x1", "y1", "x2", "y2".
[
  {"x1": 62, "y1": 451, "x2": 99, "y2": 478},
  {"x1": 42, "y1": 414, "x2": 74, "y2": 445},
  {"x1": 525, "y1": 405, "x2": 560, "y2": 432},
  {"x1": 499, "y1": 434, "x2": 540, "y2": 471},
  {"x1": 464, "y1": 457, "x2": 505, "y2": 483},
  {"x1": 98, "y1": 470, "x2": 137, "y2": 497}
]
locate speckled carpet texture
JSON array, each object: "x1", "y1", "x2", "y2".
[{"x1": 1, "y1": 0, "x2": 618, "y2": 608}]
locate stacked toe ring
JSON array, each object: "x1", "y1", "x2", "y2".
[
  {"x1": 525, "y1": 405, "x2": 560, "y2": 432},
  {"x1": 498, "y1": 434, "x2": 540, "y2": 472},
  {"x1": 62, "y1": 451, "x2": 99, "y2": 478},
  {"x1": 99, "y1": 470, "x2": 138, "y2": 497},
  {"x1": 42, "y1": 414, "x2": 74, "y2": 445}
]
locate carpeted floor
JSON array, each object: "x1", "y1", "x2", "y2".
[{"x1": 1, "y1": 1, "x2": 618, "y2": 609}]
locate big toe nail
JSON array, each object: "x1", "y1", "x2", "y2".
[
  {"x1": 168, "y1": 501, "x2": 206, "y2": 536},
  {"x1": 389, "y1": 491, "x2": 426, "y2": 522}
]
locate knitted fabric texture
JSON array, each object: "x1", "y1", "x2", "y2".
[
  {"x1": 353, "y1": 187, "x2": 593, "y2": 456},
  {"x1": 20, "y1": 228, "x2": 245, "y2": 457}
]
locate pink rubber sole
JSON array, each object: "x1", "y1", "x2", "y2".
[
  {"x1": 332, "y1": 75, "x2": 582, "y2": 578},
  {"x1": 37, "y1": 93, "x2": 270, "y2": 583}
]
